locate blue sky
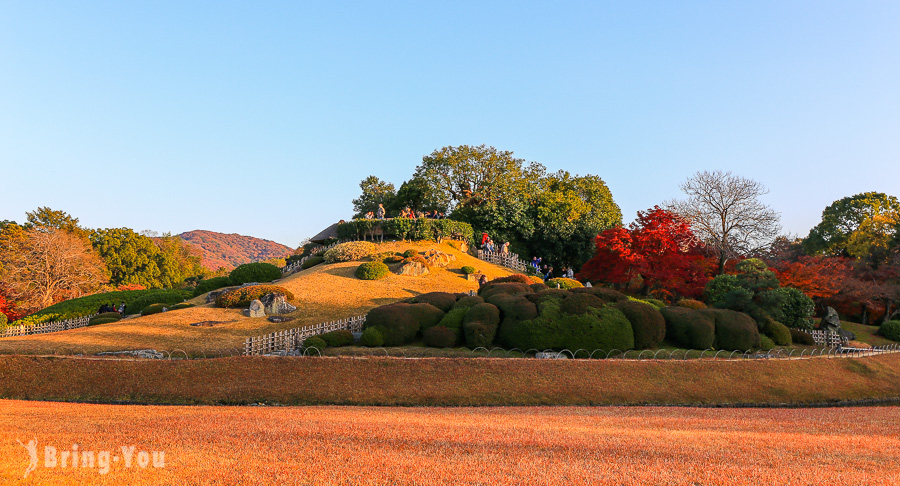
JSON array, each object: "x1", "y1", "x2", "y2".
[{"x1": 2, "y1": 1, "x2": 898, "y2": 247}]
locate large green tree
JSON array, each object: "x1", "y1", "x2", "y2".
[
  {"x1": 803, "y1": 192, "x2": 900, "y2": 267},
  {"x1": 351, "y1": 176, "x2": 396, "y2": 218},
  {"x1": 91, "y1": 228, "x2": 163, "y2": 288},
  {"x1": 25, "y1": 207, "x2": 90, "y2": 239}
]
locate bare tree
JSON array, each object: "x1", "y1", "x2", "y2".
[
  {"x1": 669, "y1": 170, "x2": 781, "y2": 274},
  {"x1": 0, "y1": 226, "x2": 108, "y2": 313}
]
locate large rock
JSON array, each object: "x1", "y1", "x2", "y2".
[
  {"x1": 424, "y1": 249, "x2": 456, "y2": 268},
  {"x1": 244, "y1": 299, "x2": 266, "y2": 318},
  {"x1": 396, "y1": 261, "x2": 430, "y2": 277},
  {"x1": 261, "y1": 293, "x2": 296, "y2": 315},
  {"x1": 206, "y1": 290, "x2": 224, "y2": 304},
  {"x1": 820, "y1": 306, "x2": 842, "y2": 331}
]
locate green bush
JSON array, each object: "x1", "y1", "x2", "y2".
[
  {"x1": 530, "y1": 282, "x2": 549, "y2": 292},
  {"x1": 435, "y1": 307, "x2": 467, "y2": 332},
  {"x1": 89, "y1": 317, "x2": 121, "y2": 326},
  {"x1": 423, "y1": 326, "x2": 458, "y2": 347},
  {"x1": 126, "y1": 291, "x2": 189, "y2": 316},
  {"x1": 644, "y1": 298, "x2": 666, "y2": 310},
  {"x1": 485, "y1": 293, "x2": 539, "y2": 322},
  {"x1": 452, "y1": 295, "x2": 485, "y2": 309},
  {"x1": 321, "y1": 330, "x2": 354, "y2": 347},
  {"x1": 356, "y1": 261, "x2": 390, "y2": 280},
  {"x1": 759, "y1": 335, "x2": 775, "y2": 351},
  {"x1": 461, "y1": 265, "x2": 476, "y2": 275},
  {"x1": 301, "y1": 256, "x2": 325, "y2": 269},
  {"x1": 545, "y1": 278, "x2": 583, "y2": 289},
  {"x1": 141, "y1": 303, "x2": 169, "y2": 316},
  {"x1": 676, "y1": 299, "x2": 707, "y2": 310},
  {"x1": 760, "y1": 316, "x2": 792, "y2": 346},
  {"x1": 193, "y1": 276, "x2": 232, "y2": 297},
  {"x1": 363, "y1": 303, "x2": 443, "y2": 346},
  {"x1": 323, "y1": 241, "x2": 378, "y2": 263},
  {"x1": 215, "y1": 285, "x2": 295, "y2": 308},
  {"x1": 382, "y1": 255, "x2": 404, "y2": 264},
  {"x1": 478, "y1": 282, "x2": 532, "y2": 300},
  {"x1": 0, "y1": 312, "x2": 7, "y2": 330},
  {"x1": 14, "y1": 289, "x2": 191, "y2": 325},
  {"x1": 769, "y1": 287, "x2": 815, "y2": 329},
  {"x1": 337, "y1": 219, "x2": 474, "y2": 244},
  {"x1": 490, "y1": 274, "x2": 532, "y2": 284},
  {"x1": 169, "y1": 303, "x2": 194, "y2": 310},
  {"x1": 880, "y1": 321, "x2": 900, "y2": 342},
  {"x1": 359, "y1": 327, "x2": 384, "y2": 347},
  {"x1": 569, "y1": 287, "x2": 629, "y2": 304},
  {"x1": 614, "y1": 300, "x2": 666, "y2": 349},
  {"x1": 790, "y1": 328, "x2": 815, "y2": 345},
  {"x1": 229, "y1": 262, "x2": 282, "y2": 285},
  {"x1": 303, "y1": 336, "x2": 328, "y2": 350},
  {"x1": 699, "y1": 308, "x2": 760, "y2": 351},
  {"x1": 560, "y1": 293, "x2": 608, "y2": 315},
  {"x1": 463, "y1": 303, "x2": 501, "y2": 348},
  {"x1": 90, "y1": 312, "x2": 123, "y2": 325},
  {"x1": 661, "y1": 307, "x2": 715, "y2": 350},
  {"x1": 499, "y1": 299, "x2": 634, "y2": 352},
  {"x1": 411, "y1": 292, "x2": 458, "y2": 313},
  {"x1": 402, "y1": 249, "x2": 418, "y2": 258}
]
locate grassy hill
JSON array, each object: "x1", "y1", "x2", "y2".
[
  {"x1": 177, "y1": 230, "x2": 294, "y2": 271},
  {"x1": 0, "y1": 241, "x2": 512, "y2": 356}
]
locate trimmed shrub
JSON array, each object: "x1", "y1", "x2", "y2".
[
  {"x1": 89, "y1": 317, "x2": 121, "y2": 326},
  {"x1": 383, "y1": 255, "x2": 404, "y2": 264},
  {"x1": 90, "y1": 312, "x2": 122, "y2": 325},
  {"x1": 676, "y1": 299, "x2": 707, "y2": 310},
  {"x1": 880, "y1": 321, "x2": 900, "y2": 342},
  {"x1": 490, "y1": 274, "x2": 532, "y2": 284},
  {"x1": 193, "y1": 276, "x2": 232, "y2": 297},
  {"x1": 485, "y1": 293, "x2": 539, "y2": 322},
  {"x1": 303, "y1": 336, "x2": 328, "y2": 350},
  {"x1": 478, "y1": 282, "x2": 532, "y2": 300},
  {"x1": 530, "y1": 282, "x2": 549, "y2": 292},
  {"x1": 323, "y1": 241, "x2": 378, "y2": 263},
  {"x1": 560, "y1": 293, "x2": 607, "y2": 315},
  {"x1": 359, "y1": 327, "x2": 384, "y2": 347},
  {"x1": 614, "y1": 300, "x2": 666, "y2": 349},
  {"x1": 528, "y1": 276, "x2": 546, "y2": 284},
  {"x1": 363, "y1": 303, "x2": 443, "y2": 346},
  {"x1": 790, "y1": 328, "x2": 815, "y2": 345},
  {"x1": 525, "y1": 289, "x2": 569, "y2": 307},
  {"x1": 170, "y1": 303, "x2": 194, "y2": 310},
  {"x1": 759, "y1": 335, "x2": 775, "y2": 351},
  {"x1": 661, "y1": 307, "x2": 715, "y2": 350},
  {"x1": 463, "y1": 303, "x2": 501, "y2": 348},
  {"x1": 229, "y1": 262, "x2": 282, "y2": 285},
  {"x1": 760, "y1": 316, "x2": 792, "y2": 346},
  {"x1": 13, "y1": 289, "x2": 191, "y2": 325},
  {"x1": 215, "y1": 285, "x2": 295, "y2": 308},
  {"x1": 356, "y1": 261, "x2": 390, "y2": 280},
  {"x1": 402, "y1": 249, "x2": 418, "y2": 258},
  {"x1": 770, "y1": 287, "x2": 815, "y2": 329},
  {"x1": 569, "y1": 287, "x2": 628, "y2": 304},
  {"x1": 644, "y1": 298, "x2": 666, "y2": 310},
  {"x1": 699, "y1": 308, "x2": 760, "y2": 351},
  {"x1": 321, "y1": 330, "x2": 354, "y2": 347},
  {"x1": 545, "y1": 278, "x2": 583, "y2": 289},
  {"x1": 423, "y1": 326, "x2": 458, "y2": 348},
  {"x1": 412, "y1": 292, "x2": 458, "y2": 313},
  {"x1": 498, "y1": 299, "x2": 633, "y2": 352},
  {"x1": 301, "y1": 256, "x2": 325, "y2": 269},
  {"x1": 461, "y1": 265, "x2": 476, "y2": 275},
  {"x1": 452, "y1": 295, "x2": 484, "y2": 310},
  {"x1": 140, "y1": 303, "x2": 169, "y2": 316},
  {"x1": 435, "y1": 307, "x2": 467, "y2": 332},
  {"x1": 124, "y1": 291, "x2": 189, "y2": 316}
]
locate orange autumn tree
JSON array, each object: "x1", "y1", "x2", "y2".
[{"x1": 578, "y1": 206, "x2": 714, "y2": 299}]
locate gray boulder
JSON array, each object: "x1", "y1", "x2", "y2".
[
  {"x1": 243, "y1": 299, "x2": 266, "y2": 318},
  {"x1": 261, "y1": 293, "x2": 297, "y2": 315},
  {"x1": 396, "y1": 261, "x2": 429, "y2": 277},
  {"x1": 820, "y1": 306, "x2": 842, "y2": 331}
]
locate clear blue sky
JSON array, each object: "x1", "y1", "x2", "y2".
[{"x1": 2, "y1": 1, "x2": 898, "y2": 247}]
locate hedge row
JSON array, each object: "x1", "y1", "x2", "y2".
[
  {"x1": 13, "y1": 289, "x2": 192, "y2": 325},
  {"x1": 336, "y1": 218, "x2": 474, "y2": 243}
]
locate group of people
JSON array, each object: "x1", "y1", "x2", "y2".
[
  {"x1": 536, "y1": 264, "x2": 574, "y2": 281},
  {"x1": 98, "y1": 302, "x2": 126, "y2": 315},
  {"x1": 480, "y1": 233, "x2": 510, "y2": 254},
  {"x1": 363, "y1": 204, "x2": 446, "y2": 220}
]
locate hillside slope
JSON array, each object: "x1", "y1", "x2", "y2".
[
  {"x1": 0, "y1": 241, "x2": 513, "y2": 356},
  {"x1": 178, "y1": 230, "x2": 293, "y2": 270}
]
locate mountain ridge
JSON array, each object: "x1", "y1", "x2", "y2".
[{"x1": 176, "y1": 230, "x2": 293, "y2": 271}]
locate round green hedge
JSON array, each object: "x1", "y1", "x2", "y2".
[
  {"x1": 301, "y1": 256, "x2": 325, "y2": 269},
  {"x1": 90, "y1": 312, "x2": 123, "y2": 325},
  {"x1": 423, "y1": 326, "x2": 458, "y2": 347},
  {"x1": 402, "y1": 249, "x2": 418, "y2": 258},
  {"x1": 321, "y1": 329, "x2": 354, "y2": 347},
  {"x1": 461, "y1": 265, "x2": 476, "y2": 275},
  {"x1": 359, "y1": 327, "x2": 384, "y2": 347},
  {"x1": 303, "y1": 336, "x2": 327, "y2": 350},
  {"x1": 193, "y1": 276, "x2": 232, "y2": 297},
  {"x1": 546, "y1": 278, "x2": 583, "y2": 289},
  {"x1": 89, "y1": 317, "x2": 121, "y2": 326},
  {"x1": 229, "y1": 262, "x2": 282, "y2": 285},
  {"x1": 880, "y1": 321, "x2": 900, "y2": 342},
  {"x1": 140, "y1": 303, "x2": 169, "y2": 316},
  {"x1": 411, "y1": 292, "x2": 458, "y2": 312},
  {"x1": 356, "y1": 261, "x2": 390, "y2": 280},
  {"x1": 661, "y1": 307, "x2": 715, "y2": 350},
  {"x1": 614, "y1": 300, "x2": 666, "y2": 349}
]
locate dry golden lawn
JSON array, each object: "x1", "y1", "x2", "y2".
[
  {"x1": 0, "y1": 241, "x2": 511, "y2": 356},
  {"x1": 1, "y1": 401, "x2": 899, "y2": 485}
]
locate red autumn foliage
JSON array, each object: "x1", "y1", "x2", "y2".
[
  {"x1": 170, "y1": 230, "x2": 293, "y2": 271},
  {"x1": 578, "y1": 207, "x2": 714, "y2": 299},
  {"x1": 116, "y1": 283, "x2": 147, "y2": 291},
  {"x1": 0, "y1": 291, "x2": 25, "y2": 322}
]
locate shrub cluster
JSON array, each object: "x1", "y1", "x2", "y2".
[
  {"x1": 614, "y1": 300, "x2": 666, "y2": 349},
  {"x1": 676, "y1": 299, "x2": 707, "y2": 310},
  {"x1": 303, "y1": 336, "x2": 327, "y2": 350},
  {"x1": 301, "y1": 256, "x2": 325, "y2": 269},
  {"x1": 760, "y1": 316, "x2": 792, "y2": 346},
  {"x1": 13, "y1": 289, "x2": 191, "y2": 325},
  {"x1": 89, "y1": 317, "x2": 121, "y2": 326},
  {"x1": 545, "y1": 278, "x2": 583, "y2": 289},
  {"x1": 363, "y1": 303, "x2": 443, "y2": 346},
  {"x1": 461, "y1": 265, "x2": 476, "y2": 275},
  {"x1": 701, "y1": 308, "x2": 760, "y2": 351},
  {"x1": 423, "y1": 326, "x2": 458, "y2": 347},
  {"x1": 89, "y1": 312, "x2": 122, "y2": 325},
  {"x1": 337, "y1": 219, "x2": 474, "y2": 243},
  {"x1": 356, "y1": 262, "x2": 390, "y2": 280},
  {"x1": 323, "y1": 241, "x2": 378, "y2": 263},
  {"x1": 123, "y1": 291, "x2": 189, "y2": 316},
  {"x1": 383, "y1": 255, "x2": 404, "y2": 264},
  {"x1": 402, "y1": 249, "x2": 418, "y2": 258},
  {"x1": 790, "y1": 328, "x2": 815, "y2": 345},
  {"x1": 321, "y1": 329, "x2": 354, "y2": 347},
  {"x1": 141, "y1": 303, "x2": 169, "y2": 316},
  {"x1": 215, "y1": 285, "x2": 295, "y2": 308},
  {"x1": 229, "y1": 262, "x2": 282, "y2": 285},
  {"x1": 193, "y1": 276, "x2": 232, "y2": 297},
  {"x1": 660, "y1": 307, "x2": 716, "y2": 350},
  {"x1": 359, "y1": 327, "x2": 384, "y2": 346},
  {"x1": 880, "y1": 321, "x2": 900, "y2": 342},
  {"x1": 411, "y1": 292, "x2": 458, "y2": 313}
]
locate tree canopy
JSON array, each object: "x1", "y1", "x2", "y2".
[
  {"x1": 803, "y1": 192, "x2": 900, "y2": 267},
  {"x1": 351, "y1": 176, "x2": 396, "y2": 218}
]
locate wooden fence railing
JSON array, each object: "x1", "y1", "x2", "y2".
[
  {"x1": 0, "y1": 314, "x2": 97, "y2": 339},
  {"x1": 477, "y1": 250, "x2": 528, "y2": 272},
  {"x1": 281, "y1": 241, "x2": 342, "y2": 275},
  {"x1": 808, "y1": 329, "x2": 847, "y2": 347},
  {"x1": 243, "y1": 315, "x2": 366, "y2": 355}
]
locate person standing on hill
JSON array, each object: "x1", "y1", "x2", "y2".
[
  {"x1": 376, "y1": 204, "x2": 385, "y2": 220},
  {"x1": 500, "y1": 242, "x2": 510, "y2": 254}
]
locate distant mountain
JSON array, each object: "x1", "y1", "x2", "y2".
[{"x1": 177, "y1": 230, "x2": 294, "y2": 271}]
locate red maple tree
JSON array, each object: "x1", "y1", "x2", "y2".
[{"x1": 578, "y1": 206, "x2": 714, "y2": 299}]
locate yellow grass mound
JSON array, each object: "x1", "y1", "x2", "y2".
[{"x1": 0, "y1": 241, "x2": 513, "y2": 356}]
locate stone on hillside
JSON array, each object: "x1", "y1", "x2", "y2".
[
  {"x1": 267, "y1": 316, "x2": 295, "y2": 323},
  {"x1": 95, "y1": 349, "x2": 165, "y2": 360},
  {"x1": 820, "y1": 306, "x2": 841, "y2": 331},
  {"x1": 244, "y1": 299, "x2": 266, "y2": 318},
  {"x1": 535, "y1": 352, "x2": 568, "y2": 359},
  {"x1": 396, "y1": 261, "x2": 429, "y2": 277},
  {"x1": 261, "y1": 293, "x2": 296, "y2": 315},
  {"x1": 206, "y1": 290, "x2": 224, "y2": 304},
  {"x1": 424, "y1": 249, "x2": 456, "y2": 268}
]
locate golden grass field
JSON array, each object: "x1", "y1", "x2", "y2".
[
  {"x1": 0, "y1": 241, "x2": 511, "y2": 356},
  {"x1": 1, "y1": 400, "x2": 899, "y2": 485}
]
